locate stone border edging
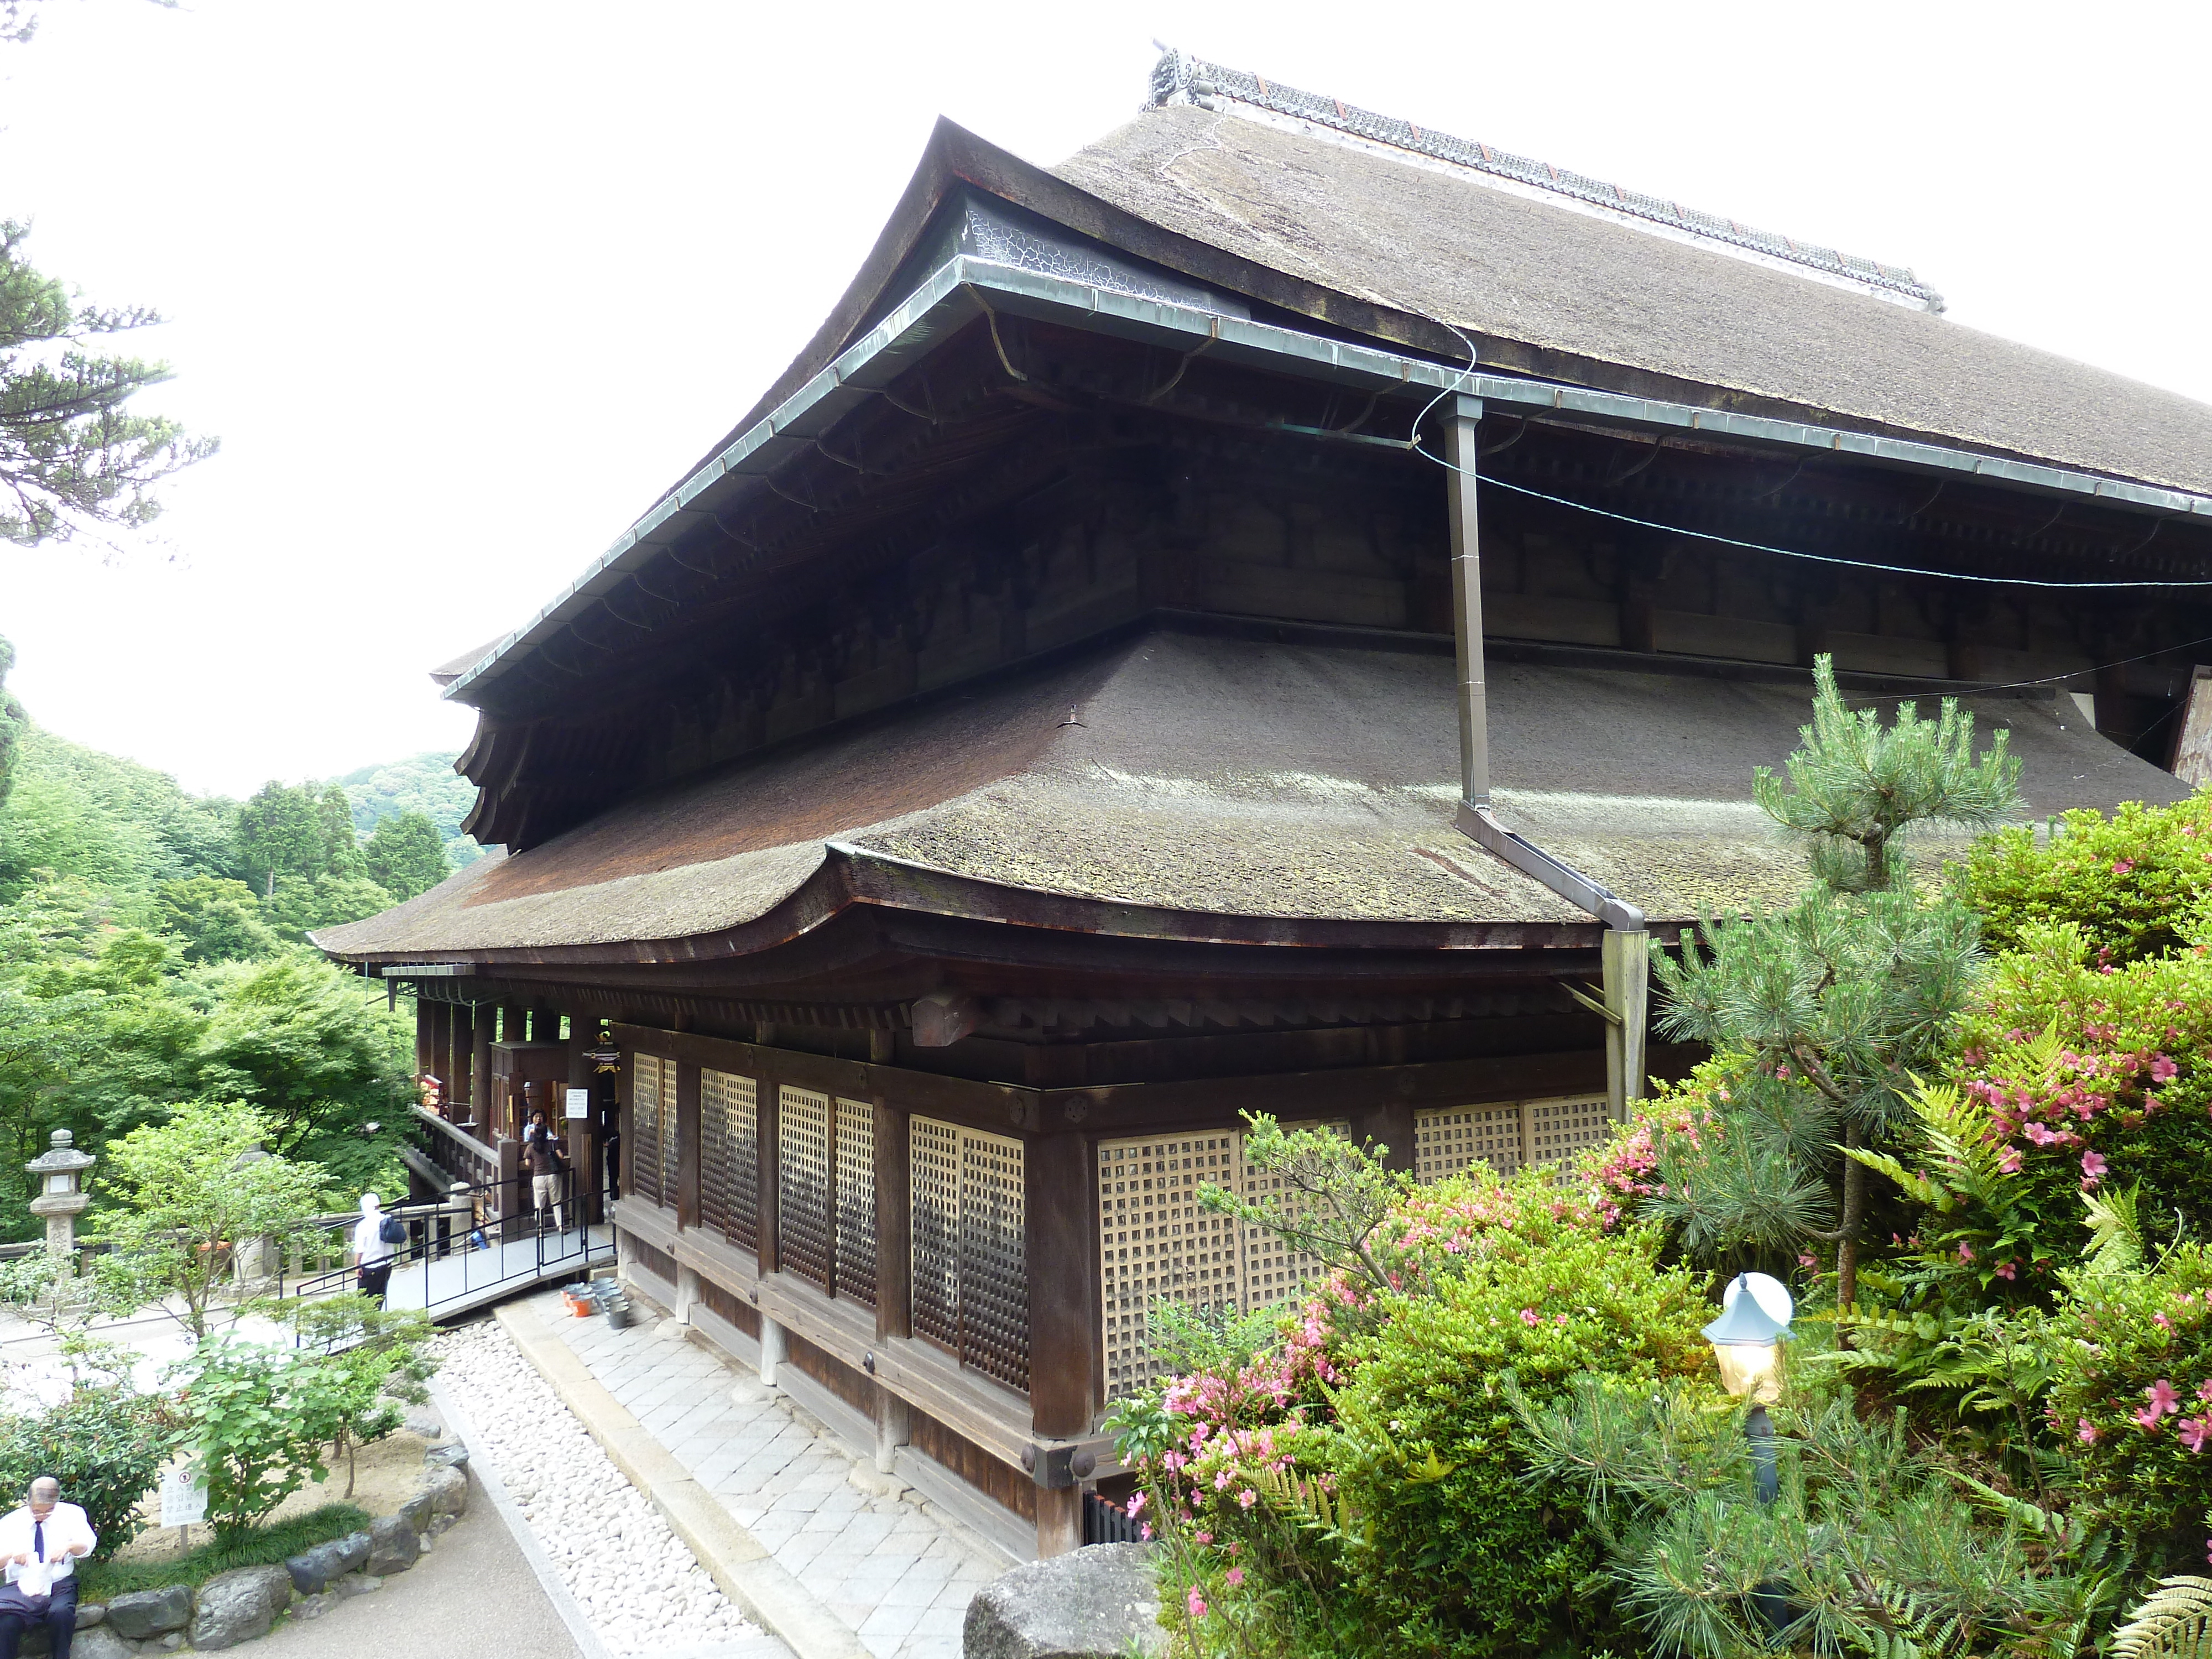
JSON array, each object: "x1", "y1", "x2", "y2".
[
  {"x1": 494, "y1": 1302, "x2": 868, "y2": 1659},
  {"x1": 424, "y1": 1373, "x2": 615, "y2": 1659}
]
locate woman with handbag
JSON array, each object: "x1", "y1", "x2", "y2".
[{"x1": 0, "y1": 1475, "x2": 95, "y2": 1659}]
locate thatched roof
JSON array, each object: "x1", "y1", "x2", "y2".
[{"x1": 316, "y1": 626, "x2": 2184, "y2": 962}]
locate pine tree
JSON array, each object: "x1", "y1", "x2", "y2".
[
  {"x1": 1650, "y1": 656, "x2": 2020, "y2": 1308},
  {"x1": 231, "y1": 783, "x2": 322, "y2": 898}
]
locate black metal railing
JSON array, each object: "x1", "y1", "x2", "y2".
[{"x1": 278, "y1": 1168, "x2": 610, "y2": 1320}]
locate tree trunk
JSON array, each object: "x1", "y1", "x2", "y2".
[{"x1": 1835, "y1": 1123, "x2": 1869, "y2": 1330}]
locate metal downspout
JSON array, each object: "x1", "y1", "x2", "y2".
[{"x1": 1439, "y1": 393, "x2": 1651, "y2": 1119}]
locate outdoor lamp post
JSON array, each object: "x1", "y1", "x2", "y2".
[
  {"x1": 25, "y1": 1129, "x2": 96, "y2": 1262},
  {"x1": 1705, "y1": 1272, "x2": 1794, "y2": 1634}
]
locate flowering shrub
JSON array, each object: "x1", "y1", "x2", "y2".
[
  {"x1": 1950, "y1": 922, "x2": 2212, "y2": 1256},
  {"x1": 1114, "y1": 1165, "x2": 1712, "y2": 1658},
  {"x1": 2046, "y1": 1243, "x2": 2212, "y2": 1566},
  {"x1": 1959, "y1": 790, "x2": 2212, "y2": 965}
]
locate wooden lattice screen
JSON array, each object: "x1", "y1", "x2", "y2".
[
  {"x1": 832, "y1": 1097, "x2": 877, "y2": 1306},
  {"x1": 700, "y1": 1069, "x2": 758, "y2": 1251},
  {"x1": 630, "y1": 1053, "x2": 668, "y2": 1208},
  {"x1": 909, "y1": 1117, "x2": 1028, "y2": 1391},
  {"x1": 778, "y1": 1085, "x2": 834, "y2": 1290},
  {"x1": 1413, "y1": 1095, "x2": 1609, "y2": 1188}
]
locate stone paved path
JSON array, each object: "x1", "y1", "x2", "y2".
[{"x1": 522, "y1": 1288, "x2": 1001, "y2": 1659}]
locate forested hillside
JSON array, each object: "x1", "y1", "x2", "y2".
[
  {"x1": 336, "y1": 751, "x2": 484, "y2": 869},
  {"x1": 0, "y1": 638, "x2": 458, "y2": 1241}
]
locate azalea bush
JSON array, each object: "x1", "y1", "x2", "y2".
[
  {"x1": 1110, "y1": 1122, "x2": 1711, "y2": 1659},
  {"x1": 1960, "y1": 790, "x2": 2212, "y2": 965}
]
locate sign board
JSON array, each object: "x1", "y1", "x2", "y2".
[
  {"x1": 159, "y1": 1467, "x2": 208, "y2": 1527},
  {"x1": 566, "y1": 1087, "x2": 591, "y2": 1121}
]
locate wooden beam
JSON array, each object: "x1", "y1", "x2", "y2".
[
  {"x1": 875, "y1": 1098, "x2": 911, "y2": 1345},
  {"x1": 1025, "y1": 1133, "x2": 1098, "y2": 1438},
  {"x1": 676, "y1": 1059, "x2": 702, "y2": 1233}
]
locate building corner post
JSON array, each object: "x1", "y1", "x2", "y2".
[{"x1": 1601, "y1": 927, "x2": 1651, "y2": 1121}]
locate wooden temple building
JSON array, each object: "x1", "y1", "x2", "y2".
[{"x1": 319, "y1": 50, "x2": 2212, "y2": 1558}]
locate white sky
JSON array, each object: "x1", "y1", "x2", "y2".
[{"x1": 2, "y1": 0, "x2": 2206, "y2": 798}]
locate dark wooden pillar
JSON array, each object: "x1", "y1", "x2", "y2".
[
  {"x1": 1025, "y1": 1131, "x2": 1098, "y2": 1439},
  {"x1": 618, "y1": 1050, "x2": 637, "y2": 1201},
  {"x1": 567, "y1": 1029, "x2": 600, "y2": 1225},
  {"x1": 414, "y1": 998, "x2": 435, "y2": 1083},
  {"x1": 873, "y1": 1097, "x2": 910, "y2": 1344},
  {"x1": 469, "y1": 1005, "x2": 492, "y2": 1133},
  {"x1": 675, "y1": 1061, "x2": 702, "y2": 1233},
  {"x1": 757, "y1": 1068, "x2": 781, "y2": 1276}
]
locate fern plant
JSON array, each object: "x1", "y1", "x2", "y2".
[{"x1": 2112, "y1": 1576, "x2": 2212, "y2": 1659}]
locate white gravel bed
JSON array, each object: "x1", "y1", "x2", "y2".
[{"x1": 434, "y1": 1318, "x2": 758, "y2": 1655}]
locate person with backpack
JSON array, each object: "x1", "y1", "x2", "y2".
[
  {"x1": 522, "y1": 1109, "x2": 570, "y2": 1232},
  {"x1": 352, "y1": 1191, "x2": 403, "y2": 1305}
]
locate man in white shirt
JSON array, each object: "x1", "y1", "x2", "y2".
[
  {"x1": 352, "y1": 1191, "x2": 398, "y2": 1305},
  {"x1": 0, "y1": 1475, "x2": 95, "y2": 1659}
]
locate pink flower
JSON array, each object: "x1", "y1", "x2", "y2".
[
  {"x1": 2154, "y1": 1056, "x2": 2180, "y2": 1083},
  {"x1": 2158, "y1": 1313, "x2": 2174, "y2": 1329},
  {"x1": 1520, "y1": 1308, "x2": 1539, "y2": 1327},
  {"x1": 1225, "y1": 1567, "x2": 1245, "y2": 1588},
  {"x1": 1995, "y1": 1261, "x2": 2017, "y2": 1281},
  {"x1": 2149, "y1": 1379, "x2": 2182, "y2": 1417},
  {"x1": 2083, "y1": 1151, "x2": 2109, "y2": 1188},
  {"x1": 1998, "y1": 1148, "x2": 2024, "y2": 1175},
  {"x1": 2184, "y1": 1417, "x2": 2212, "y2": 1454},
  {"x1": 1126, "y1": 1491, "x2": 1146, "y2": 1517},
  {"x1": 1554, "y1": 1313, "x2": 1569, "y2": 1326},
  {"x1": 2136, "y1": 1406, "x2": 2165, "y2": 1432},
  {"x1": 1237, "y1": 1488, "x2": 1257, "y2": 1510},
  {"x1": 2114, "y1": 859, "x2": 2136, "y2": 875},
  {"x1": 2079, "y1": 1418, "x2": 2099, "y2": 1444},
  {"x1": 1958, "y1": 1241, "x2": 1976, "y2": 1263},
  {"x1": 1194, "y1": 1531, "x2": 1212, "y2": 1545},
  {"x1": 1798, "y1": 1253, "x2": 1817, "y2": 1269},
  {"x1": 1187, "y1": 1589, "x2": 1208, "y2": 1619},
  {"x1": 1140, "y1": 1522, "x2": 1153, "y2": 1540}
]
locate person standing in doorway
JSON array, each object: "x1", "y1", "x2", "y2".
[
  {"x1": 352, "y1": 1191, "x2": 400, "y2": 1305},
  {"x1": 523, "y1": 1109, "x2": 570, "y2": 1231},
  {"x1": 0, "y1": 1475, "x2": 95, "y2": 1659}
]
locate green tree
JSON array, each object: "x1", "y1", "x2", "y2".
[
  {"x1": 153, "y1": 874, "x2": 278, "y2": 963},
  {"x1": 261, "y1": 872, "x2": 394, "y2": 943},
  {"x1": 231, "y1": 782, "x2": 322, "y2": 898},
  {"x1": 263, "y1": 1296, "x2": 435, "y2": 1498},
  {"x1": 0, "y1": 636, "x2": 22, "y2": 806},
  {"x1": 1650, "y1": 657, "x2": 2019, "y2": 1307},
  {"x1": 315, "y1": 784, "x2": 365, "y2": 880},
  {"x1": 195, "y1": 954, "x2": 410, "y2": 1170},
  {"x1": 362, "y1": 810, "x2": 448, "y2": 901},
  {"x1": 0, "y1": 1387, "x2": 164, "y2": 1561},
  {"x1": 0, "y1": 220, "x2": 215, "y2": 549},
  {"x1": 163, "y1": 1333, "x2": 348, "y2": 1541},
  {"x1": 97, "y1": 1100, "x2": 323, "y2": 1338}
]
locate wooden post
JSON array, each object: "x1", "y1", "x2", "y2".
[
  {"x1": 873, "y1": 1387, "x2": 909, "y2": 1475},
  {"x1": 618, "y1": 1050, "x2": 636, "y2": 1201},
  {"x1": 567, "y1": 1026, "x2": 599, "y2": 1225},
  {"x1": 470, "y1": 1006, "x2": 492, "y2": 1135},
  {"x1": 1036, "y1": 1486, "x2": 1082, "y2": 1560},
  {"x1": 757, "y1": 1070, "x2": 781, "y2": 1277},
  {"x1": 1603, "y1": 928, "x2": 1652, "y2": 1119},
  {"x1": 497, "y1": 1134, "x2": 524, "y2": 1243},
  {"x1": 1025, "y1": 1132, "x2": 1098, "y2": 1439},
  {"x1": 413, "y1": 999, "x2": 434, "y2": 1089},
  {"x1": 676, "y1": 1061, "x2": 702, "y2": 1234},
  {"x1": 873, "y1": 1099, "x2": 911, "y2": 1344}
]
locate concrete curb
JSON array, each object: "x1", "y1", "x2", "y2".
[
  {"x1": 497, "y1": 1300, "x2": 871, "y2": 1659},
  {"x1": 425, "y1": 1373, "x2": 618, "y2": 1659}
]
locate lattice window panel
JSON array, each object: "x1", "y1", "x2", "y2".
[
  {"x1": 1415, "y1": 1104, "x2": 1526, "y2": 1181},
  {"x1": 779, "y1": 1085, "x2": 833, "y2": 1291},
  {"x1": 910, "y1": 1118, "x2": 962, "y2": 1350},
  {"x1": 1097, "y1": 1134, "x2": 1240, "y2": 1395},
  {"x1": 910, "y1": 1118, "x2": 1029, "y2": 1391},
  {"x1": 630, "y1": 1053, "x2": 667, "y2": 1208},
  {"x1": 833, "y1": 1096, "x2": 877, "y2": 1306},
  {"x1": 1236, "y1": 1120, "x2": 1345, "y2": 1314},
  {"x1": 700, "y1": 1070, "x2": 758, "y2": 1253},
  {"x1": 960, "y1": 1127, "x2": 1027, "y2": 1390},
  {"x1": 1525, "y1": 1095, "x2": 1610, "y2": 1185}
]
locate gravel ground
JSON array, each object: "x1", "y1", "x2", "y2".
[{"x1": 434, "y1": 1317, "x2": 761, "y2": 1655}]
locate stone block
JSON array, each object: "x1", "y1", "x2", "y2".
[
  {"x1": 104, "y1": 1584, "x2": 193, "y2": 1640},
  {"x1": 187, "y1": 1564, "x2": 291, "y2": 1652},
  {"x1": 365, "y1": 1512, "x2": 421, "y2": 1575},
  {"x1": 391, "y1": 1490, "x2": 434, "y2": 1535},
  {"x1": 73, "y1": 1603, "x2": 104, "y2": 1627},
  {"x1": 337, "y1": 1573, "x2": 383, "y2": 1597},
  {"x1": 284, "y1": 1531, "x2": 371, "y2": 1595},
  {"x1": 417, "y1": 1463, "x2": 468, "y2": 1518},
  {"x1": 963, "y1": 1543, "x2": 1164, "y2": 1659},
  {"x1": 423, "y1": 1441, "x2": 470, "y2": 1470}
]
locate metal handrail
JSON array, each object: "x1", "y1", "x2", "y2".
[{"x1": 281, "y1": 1169, "x2": 610, "y2": 1320}]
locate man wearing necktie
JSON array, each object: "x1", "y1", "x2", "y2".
[{"x1": 0, "y1": 1477, "x2": 95, "y2": 1659}]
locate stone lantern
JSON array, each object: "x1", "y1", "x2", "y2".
[{"x1": 26, "y1": 1129, "x2": 96, "y2": 1260}]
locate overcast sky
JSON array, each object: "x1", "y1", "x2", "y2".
[{"x1": 3, "y1": 0, "x2": 2206, "y2": 798}]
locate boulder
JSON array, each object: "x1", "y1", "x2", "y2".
[
  {"x1": 285, "y1": 1531, "x2": 372, "y2": 1595},
  {"x1": 187, "y1": 1564, "x2": 292, "y2": 1652},
  {"x1": 418, "y1": 1463, "x2": 469, "y2": 1519},
  {"x1": 963, "y1": 1543, "x2": 1164, "y2": 1659},
  {"x1": 365, "y1": 1512, "x2": 421, "y2": 1575},
  {"x1": 391, "y1": 1490, "x2": 434, "y2": 1535},
  {"x1": 105, "y1": 1584, "x2": 194, "y2": 1640},
  {"x1": 423, "y1": 1441, "x2": 470, "y2": 1471},
  {"x1": 72, "y1": 1603, "x2": 105, "y2": 1627},
  {"x1": 61, "y1": 1628, "x2": 130, "y2": 1659}
]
